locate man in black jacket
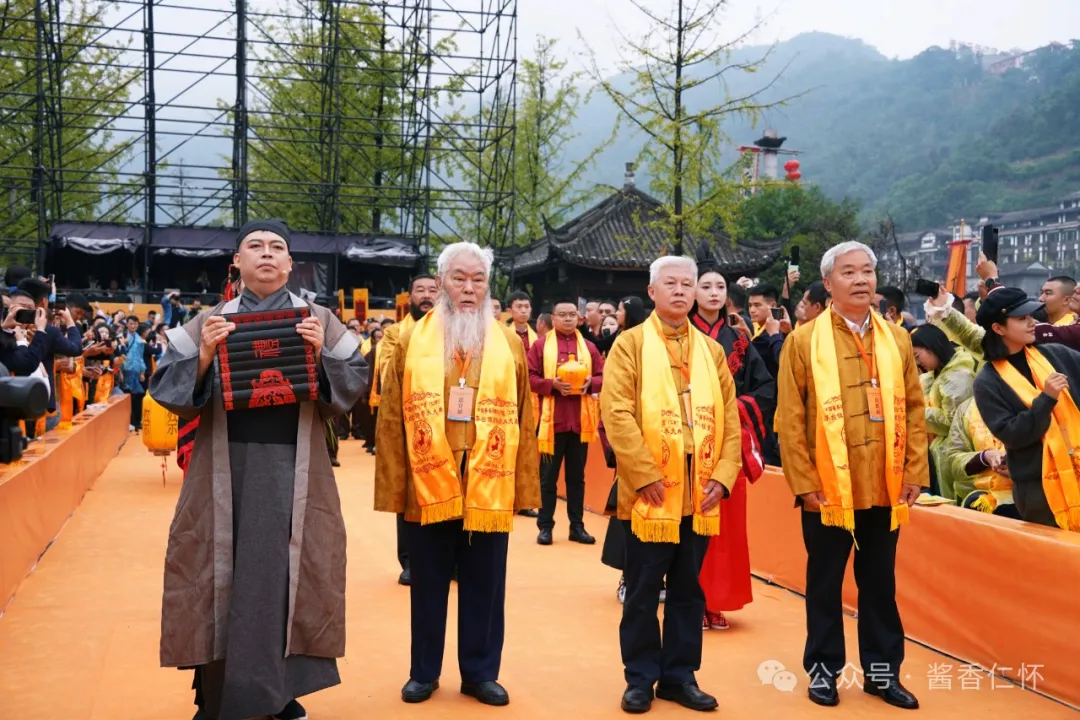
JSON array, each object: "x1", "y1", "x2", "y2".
[{"x1": 13, "y1": 281, "x2": 83, "y2": 429}]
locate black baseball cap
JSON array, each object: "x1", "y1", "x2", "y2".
[{"x1": 975, "y1": 286, "x2": 1044, "y2": 329}]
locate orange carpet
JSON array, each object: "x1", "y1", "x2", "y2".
[{"x1": 0, "y1": 439, "x2": 1073, "y2": 719}]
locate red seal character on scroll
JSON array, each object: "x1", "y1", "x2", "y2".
[
  {"x1": 414, "y1": 420, "x2": 433, "y2": 457},
  {"x1": 248, "y1": 369, "x2": 297, "y2": 408},
  {"x1": 699, "y1": 434, "x2": 715, "y2": 472},
  {"x1": 487, "y1": 426, "x2": 506, "y2": 461}
]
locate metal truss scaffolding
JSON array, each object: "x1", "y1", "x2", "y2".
[{"x1": 0, "y1": 0, "x2": 517, "y2": 268}]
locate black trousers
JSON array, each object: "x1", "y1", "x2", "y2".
[
  {"x1": 333, "y1": 400, "x2": 364, "y2": 440},
  {"x1": 801, "y1": 507, "x2": 905, "y2": 683},
  {"x1": 1013, "y1": 481, "x2": 1057, "y2": 528},
  {"x1": 601, "y1": 516, "x2": 625, "y2": 570},
  {"x1": 620, "y1": 515, "x2": 708, "y2": 688},
  {"x1": 538, "y1": 432, "x2": 588, "y2": 531},
  {"x1": 404, "y1": 519, "x2": 508, "y2": 684},
  {"x1": 396, "y1": 512, "x2": 409, "y2": 571},
  {"x1": 364, "y1": 408, "x2": 378, "y2": 449},
  {"x1": 129, "y1": 391, "x2": 145, "y2": 429}
]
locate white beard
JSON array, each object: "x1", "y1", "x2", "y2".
[{"x1": 439, "y1": 293, "x2": 489, "y2": 366}]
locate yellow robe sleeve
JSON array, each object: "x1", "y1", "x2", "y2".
[
  {"x1": 600, "y1": 332, "x2": 661, "y2": 492},
  {"x1": 507, "y1": 327, "x2": 541, "y2": 511},
  {"x1": 373, "y1": 337, "x2": 408, "y2": 514}
]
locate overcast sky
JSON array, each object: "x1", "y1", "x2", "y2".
[{"x1": 519, "y1": 0, "x2": 1080, "y2": 74}]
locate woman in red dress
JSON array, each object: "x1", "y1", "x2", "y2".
[{"x1": 690, "y1": 250, "x2": 776, "y2": 629}]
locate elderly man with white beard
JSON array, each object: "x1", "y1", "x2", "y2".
[{"x1": 374, "y1": 241, "x2": 540, "y2": 707}]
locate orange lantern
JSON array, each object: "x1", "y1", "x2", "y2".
[
  {"x1": 142, "y1": 392, "x2": 178, "y2": 457},
  {"x1": 557, "y1": 354, "x2": 589, "y2": 395}
]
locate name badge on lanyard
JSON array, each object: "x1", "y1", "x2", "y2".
[
  {"x1": 866, "y1": 380, "x2": 884, "y2": 423},
  {"x1": 448, "y1": 378, "x2": 474, "y2": 422},
  {"x1": 448, "y1": 350, "x2": 474, "y2": 421},
  {"x1": 852, "y1": 329, "x2": 884, "y2": 422}
]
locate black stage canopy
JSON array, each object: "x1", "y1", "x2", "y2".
[{"x1": 48, "y1": 222, "x2": 421, "y2": 266}]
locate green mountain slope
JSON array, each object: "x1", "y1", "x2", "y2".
[{"x1": 566, "y1": 32, "x2": 1080, "y2": 230}]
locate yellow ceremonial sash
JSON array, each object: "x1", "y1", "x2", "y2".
[
  {"x1": 965, "y1": 401, "x2": 1012, "y2": 512},
  {"x1": 1055, "y1": 313, "x2": 1077, "y2": 327},
  {"x1": 369, "y1": 341, "x2": 384, "y2": 409},
  {"x1": 56, "y1": 357, "x2": 85, "y2": 429},
  {"x1": 537, "y1": 329, "x2": 598, "y2": 454},
  {"x1": 524, "y1": 326, "x2": 539, "y2": 425},
  {"x1": 811, "y1": 307, "x2": 909, "y2": 532},
  {"x1": 94, "y1": 362, "x2": 114, "y2": 404},
  {"x1": 361, "y1": 337, "x2": 372, "y2": 356},
  {"x1": 993, "y1": 347, "x2": 1080, "y2": 531},
  {"x1": 752, "y1": 322, "x2": 765, "y2": 339},
  {"x1": 403, "y1": 311, "x2": 519, "y2": 531},
  {"x1": 631, "y1": 314, "x2": 724, "y2": 543}
]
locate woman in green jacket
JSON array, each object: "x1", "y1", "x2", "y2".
[{"x1": 911, "y1": 324, "x2": 978, "y2": 497}]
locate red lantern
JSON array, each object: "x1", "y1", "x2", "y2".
[{"x1": 785, "y1": 158, "x2": 801, "y2": 182}]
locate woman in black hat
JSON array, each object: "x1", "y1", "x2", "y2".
[{"x1": 973, "y1": 286, "x2": 1080, "y2": 530}]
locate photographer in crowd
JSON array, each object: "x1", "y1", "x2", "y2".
[{"x1": 7, "y1": 279, "x2": 83, "y2": 433}]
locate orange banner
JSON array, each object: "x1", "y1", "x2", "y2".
[
  {"x1": 353, "y1": 288, "x2": 369, "y2": 324},
  {"x1": 945, "y1": 240, "x2": 970, "y2": 297}
]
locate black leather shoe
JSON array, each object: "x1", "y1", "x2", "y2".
[
  {"x1": 517, "y1": 508, "x2": 538, "y2": 517},
  {"x1": 330, "y1": 458, "x2": 341, "y2": 467},
  {"x1": 569, "y1": 525, "x2": 596, "y2": 544},
  {"x1": 274, "y1": 699, "x2": 308, "y2": 719},
  {"x1": 461, "y1": 680, "x2": 509, "y2": 706},
  {"x1": 807, "y1": 676, "x2": 839, "y2": 707},
  {"x1": 402, "y1": 678, "x2": 439, "y2": 703},
  {"x1": 398, "y1": 567, "x2": 411, "y2": 586},
  {"x1": 537, "y1": 528, "x2": 553, "y2": 545},
  {"x1": 620, "y1": 685, "x2": 653, "y2": 713},
  {"x1": 656, "y1": 682, "x2": 717, "y2": 711},
  {"x1": 864, "y1": 679, "x2": 919, "y2": 709}
]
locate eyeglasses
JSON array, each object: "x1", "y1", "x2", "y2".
[{"x1": 554, "y1": 311, "x2": 579, "y2": 320}]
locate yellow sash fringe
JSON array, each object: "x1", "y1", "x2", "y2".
[
  {"x1": 811, "y1": 308, "x2": 909, "y2": 533},
  {"x1": 630, "y1": 313, "x2": 724, "y2": 543},
  {"x1": 403, "y1": 311, "x2": 519, "y2": 532},
  {"x1": 369, "y1": 340, "x2": 383, "y2": 410},
  {"x1": 993, "y1": 347, "x2": 1080, "y2": 531},
  {"x1": 538, "y1": 329, "x2": 598, "y2": 455}
]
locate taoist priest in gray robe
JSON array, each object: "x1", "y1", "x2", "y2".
[{"x1": 149, "y1": 219, "x2": 368, "y2": 720}]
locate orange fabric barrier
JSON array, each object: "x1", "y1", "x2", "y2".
[
  {"x1": 745, "y1": 468, "x2": 1080, "y2": 710},
  {"x1": 0, "y1": 395, "x2": 131, "y2": 611},
  {"x1": 581, "y1": 455, "x2": 1080, "y2": 708},
  {"x1": 555, "y1": 439, "x2": 614, "y2": 515}
]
